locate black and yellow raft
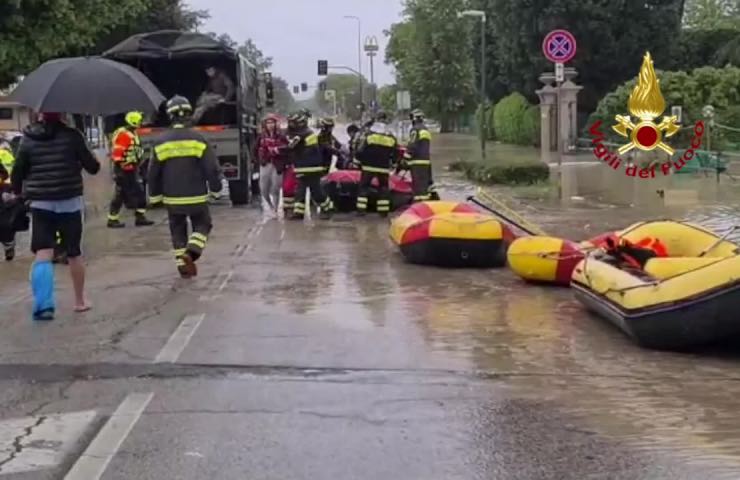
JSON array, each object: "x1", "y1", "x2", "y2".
[
  {"x1": 389, "y1": 201, "x2": 514, "y2": 267},
  {"x1": 571, "y1": 220, "x2": 740, "y2": 349}
]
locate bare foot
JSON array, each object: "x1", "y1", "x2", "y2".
[{"x1": 74, "y1": 303, "x2": 92, "y2": 313}]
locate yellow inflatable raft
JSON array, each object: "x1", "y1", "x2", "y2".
[
  {"x1": 570, "y1": 220, "x2": 740, "y2": 349},
  {"x1": 389, "y1": 201, "x2": 514, "y2": 267},
  {"x1": 507, "y1": 236, "x2": 585, "y2": 285}
]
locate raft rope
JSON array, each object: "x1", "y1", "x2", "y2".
[{"x1": 468, "y1": 188, "x2": 549, "y2": 236}]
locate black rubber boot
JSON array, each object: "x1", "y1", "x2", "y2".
[
  {"x1": 107, "y1": 219, "x2": 126, "y2": 229},
  {"x1": 135, "y1": 214, "x2": 155, "y2": 226},
  {"x1": 4, "y1": 246, "x2": 14, "y2": 262}
]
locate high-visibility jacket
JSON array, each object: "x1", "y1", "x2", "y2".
[
  {"x1": 0, "y1": 148, "x2": 14, "y2": 184},
  {"x1": 148, "y1": 125, "x2": 223, "y2": 206},
  {"x1": 356, "y1": 123, "x2": 397, "y2": 174},
  {"x1": 406, "y1": 126, "x2": 431, "y2": 166},
  {"x1": 288, "y1": 127, "x2": 325, "y2": 175},
  {"x1": 110, "y1": 127, "x2": 142, "y2": 172}
]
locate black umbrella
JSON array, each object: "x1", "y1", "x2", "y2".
[{"x1": 8, "y1": 56, "x2": 165, "y2": 115}]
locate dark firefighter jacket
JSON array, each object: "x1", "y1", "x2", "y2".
[
  {"x1": 148, "y1": 125, "x2": 222, "y2": 206},
  {"x1": 407, "y1": 125, "x2": 431, "y2": 166},
  {"x1": 287, "y1": 127, "x2": 324, "y2": 175},
  {"x1": 318, "y1": 130, "x2": 341, "y2": 169},
  {"x1": 356, "y1": 122, "x2": 397, "y2": 173}
]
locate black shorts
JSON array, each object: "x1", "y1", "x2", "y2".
[{"x1": 31, "y1": 208, "x2": 83, "y2": 257}]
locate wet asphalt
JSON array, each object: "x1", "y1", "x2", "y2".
[{"x1": 2, "y1": 148, "x2": 740, "y2": 478}]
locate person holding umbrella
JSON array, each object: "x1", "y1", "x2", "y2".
[{"x1": 11, "y1": 112, "x2": 100, "y2": 320}]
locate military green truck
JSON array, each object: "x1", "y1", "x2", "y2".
[{"x1": 103, "y1": 30, "x2": 274, "y2": 205}]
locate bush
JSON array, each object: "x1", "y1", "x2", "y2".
[
  {"x1": 449, "y1": 160, "x2": 549, "y2": 185},
  {"x1": 493, "y1": 93, "x2": 539, "y2": 146},
  {"x1": 588, "y1": 65, "x2": 740, "y2": 149},
  {"x1": 719, "y1": 105, "x2": 740, "y2": 145}
]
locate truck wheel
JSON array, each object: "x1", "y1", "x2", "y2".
[{"x1": 228, "y1": 180, "x2": 249, "y2": 206}]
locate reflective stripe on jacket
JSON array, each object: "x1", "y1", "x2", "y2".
[
  {"x1": 407, "y1": 127, "x2": 431, "y2": 165},
  {"x1": 0, "y1": 149, "x2": 14, "y2": 184},
  {"x1": 148, "y1": 126, "x2": 223, "y2": 206},
  {"x1": 357, "y1": 126, "x2": 397, "y2": 173},
  {"x1": 289, "y1": 128, "x2": 325, "y2": 175}
]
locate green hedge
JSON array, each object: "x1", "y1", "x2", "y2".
[
  {"x1": 449, "y1": 160, "x2": 549, "y2": 185},
  {"x1": 589, "y1": 66, "x2": 740, "y2": 149},
  {"x1": 491, "y1": 93, "x2": 540, "y2": 146}
]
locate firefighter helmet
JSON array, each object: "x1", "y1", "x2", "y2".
[
  {"x1": 125, "y1": 111, "x2": 143, "y2": 128},
  {"x1": 165, "y1": 95, "x2": 193, "y2": 119},
  {"x1": 287, "y1": 111, "x2": 308, "y2": 130},
  {"x1": 410, "y1": 109, "x2": 425, "y2": 122},
  {"x1": 374, "y1": 111, "x2": 389, "y2": 123},
  {"x1": 319, "y1": 117, "x2": 335, "y2": 128}
]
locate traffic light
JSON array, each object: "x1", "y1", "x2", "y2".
[
  {"x1": 319, "y1": 81, "x2": 327, "y2": 92},
  {"x1": 318, "y1": 60, "x2": 328, "y2": 76},
  {"x1": 293, "y1": 85, "x2": 299, "y2": 94},
  {"x1": 301, "y1": 82, "x2": 308, "y2": 92}
]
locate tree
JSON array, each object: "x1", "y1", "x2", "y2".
[
  {"x1": 468, "y1": 0, "x2": 685, "y2": 112},
  {"x1": 271, "y1": 76, "x2": 295, "y2": 114},
  {"x1": 385, "y1": 0, "x2": 477, "y2": 131},
  {"x1": 207, "y1": 33, "x2": 293, "y2": 113},
  {"x1": 378, "y1": 84, "x2": 399, "y2": 113},
  {"x1": 589, "y1": 65, "x2": 740, "y2": 147},
  {"x1": 84, "y1": 0, "x2": 208, "y2": 54},
  {"x1": 0, "y1": 0, "x2": 151, "y2": 86},
  {"x1": 312, "y1": 73, "x2": 369, "y2": 119},
  {"x1": 208, "y1": 33, "x2": 274, "y2": 71},
  {"x1": 683, "y1": 0, "x2": 740, "y2": 29}
]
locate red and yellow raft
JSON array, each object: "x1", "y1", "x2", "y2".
[{"x1": 389, "y1": 201, "x2": 514, "y2": 267}]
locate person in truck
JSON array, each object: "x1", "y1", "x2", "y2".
[{"x1": 192, "y1": 65, "x2": 236, "y2": 124}]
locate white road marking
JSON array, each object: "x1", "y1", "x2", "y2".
[
  {"x1": 64, "y1": 393, "x2": 152, "y2": 480},
  {"x1": 0, "y1": 410, "x2": 97, "y2": 475},
  {"x1": 217, "y1": 271, "x2": 233, "y2": 293},
  {"x1": 154, "y1": 313, "x2": 205, "y2": 363}
]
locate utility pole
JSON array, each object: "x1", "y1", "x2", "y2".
[
  {"x1": 458, "y1": 10, "x2": 487, "y2": 159},
  {"x1": 343, "y1": 16, "x2": 364, "y2": 114},
  {"x1": 364, "y1": 36, "x2": 379, "y2": 112}
]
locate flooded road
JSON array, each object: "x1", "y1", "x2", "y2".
[{"x1": 1, "y1": 135, "x2": 740, "y2": 478}]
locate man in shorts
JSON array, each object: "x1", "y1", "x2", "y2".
[{"x1": 11, "y1": 112, "x2": 100, "y2": 320}]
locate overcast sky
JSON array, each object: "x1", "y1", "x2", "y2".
[{"x1": 185, "y1": 0, "x2": 404, "y2": 99}]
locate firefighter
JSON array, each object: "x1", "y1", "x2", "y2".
[
  {"x1": 286, "y1": 111, "x2": 333, "y2": 220},
  {"x1": 355, "y1": 111, "x2": 397, "y2": 217},
  {"x1": 107, "y1": 111, "x2": 154, "y2": 228},
  {"x1": 0, "y1": 142, "x2": 17, "y2": 260},
  {"x1": 148, "y1": 96, "x2": 223, "y2": 279},
  {"x1": 406, "y1": 109, "x2": 437, "y2": 202},
  {"x1": 317, "y1": 118, "x2": 342, "y2": 172}
]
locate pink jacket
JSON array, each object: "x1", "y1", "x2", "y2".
[{"x1": 257, "y1": 116, "x2": 288, "y2": 170}]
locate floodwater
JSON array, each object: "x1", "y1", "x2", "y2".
[{"x1": 4, "y1": 132, "x2": 740, "y2": 477}]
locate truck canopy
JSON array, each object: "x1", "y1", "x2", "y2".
[
  {"x1": 103, "y1": 30, "x2": 240, "y2": 61},
  {"x1": 103, "y1": 30, "x2": 259, "y2": 128}
]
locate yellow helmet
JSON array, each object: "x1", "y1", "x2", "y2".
[{"x1": 125, "y1": 111, "x2": 143, "y2": 128}]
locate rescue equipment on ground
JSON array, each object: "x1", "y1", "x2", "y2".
[
  {"x1": 322, "y1": 170, "x2": 413, "y2": 212},
  {"x1": 389, "y1": 201, "x2": 515, "y2": 268}
]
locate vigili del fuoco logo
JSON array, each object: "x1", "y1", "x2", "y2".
[{"x1": 589, "y1": 52, "x2": 705, "y2": 178}]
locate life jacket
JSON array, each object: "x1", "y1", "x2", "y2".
[{"x1": 602, "y1": 234, "x2": 668, "y2": 269}]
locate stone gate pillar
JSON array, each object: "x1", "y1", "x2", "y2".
[
  {"x1": 536, "y1": 73, "x2": 557, "y2": 165},
  {"x1": 558, "y1": 68, "x2": 583, "y2": 164}
]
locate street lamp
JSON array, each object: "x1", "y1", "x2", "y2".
[
  {"x1": 458, "y1": 9, "x2": 487, "y2": 159},
  {"x1": 343, "y1": 15, "x2": 364, "y2": 112},
  {"x1": 364, "y1": 36, "x2": 379, "y2": 112}
]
